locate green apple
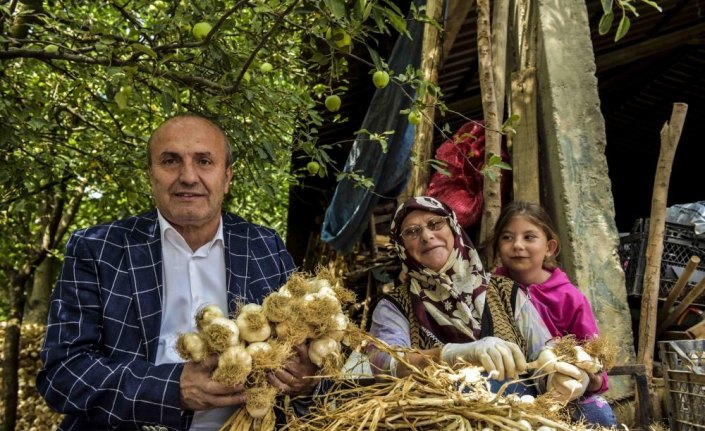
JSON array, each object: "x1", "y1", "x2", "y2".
[
  {"x1": 44, "y1": 44, "x2": 59, "y2": 54},
  {"x1": 306, "y1": 161, "x2": 320, "y2": 175},
  {"x1": 325, "y1": 95, "x2": 341, "y2": 112},
  {"x1": 408, "y1": 110, "x2": 422, "y2": 126},
  {"x1": 372, "y1": 70, "x2": 390, "y2": 89},
  {"x1": 326, "y1": 28, "x2": 351, "y2": 48},
  {"x1": 260, "y1": 62, "x2": 273, "y2": 73},
  {"x1": 192, "y1": 21, "x2": 213, "y2": 40}
]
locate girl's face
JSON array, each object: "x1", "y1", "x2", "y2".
[
  {"x1": 400, "y1": 210, "x2": 454, "y2": 272},
  {"x1": 496, "y1": 215, "x2": 558, "y2": 285}
]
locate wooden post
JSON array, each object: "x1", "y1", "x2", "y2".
[
  {"x1": 636, "y1": 103, "x2": 688, "y2": 379},
  {"x1": 399, "y1": 0, "x2": 443, "y2": 201},
  {"x1": 477, "y1": 0, "x2": 502, "y2": 262}
]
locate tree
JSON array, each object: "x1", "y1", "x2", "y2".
[{"x1": 0, "y1": 1, "x2": 433, "y2": 428}]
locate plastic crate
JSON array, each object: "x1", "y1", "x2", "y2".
[
  {"x1": 659, "y1": 340, "x2": 705, "y2": 431},
  {"x1": 618, "y1": 218, "x2": 705, "y2": 300}
]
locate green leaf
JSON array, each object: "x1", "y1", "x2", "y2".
[
  {"x1": 131, "y1": 43, "x2": 158, "y2": 59},
  {"x1": 615, "y1": 13, "x2": 631, "y2": 41},
  {"x1": 386, "y1": 12, "x2": 408, "y2": 36},
  {"x1": 600, "y1": 0, "x2": 613, "y2": 14},
  {"x1": 367, "y1": 46, "x2": 383, "y2": 71},
  {"x1": 598, "y1": 12, "x2": 614, "y2": 35},
  {"x1": 640, "y1": 0, "x2": 663, "y2": 12},
  {"x1": 324, "y1": 0, "x2": 347, "y2": 20}
]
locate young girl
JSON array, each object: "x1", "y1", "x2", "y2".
[{"x1": 491, "y1": 201, "x2": 617, "y2": 427}]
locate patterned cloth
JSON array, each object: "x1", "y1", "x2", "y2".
[
  {"x1": 36, "y1": 209, "x2": 295, "y2": 431},
  {"x1": 389, "y1": 196, "x2": 488, "y2": 342}
]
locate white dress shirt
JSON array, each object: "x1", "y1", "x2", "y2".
[{"x1": 155, "y1": 211, "x2": 235, "y2": 430}]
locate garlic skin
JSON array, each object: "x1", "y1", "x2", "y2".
[
  {"x1": 212, "y1": 345, "x2": 253, "y2": 385},
  {"x1": 325, "y1": 312, "x2": 348, "y2": 342},
  {"x1": 195, "y1": 304, "x2": 224, "y2": 331},
  {"x1": 517, "y1": 419, "x2": 532, "y2": 430},
  {"x1": 246, "y1": 341, "x2": 273, "y2": 357},
  {"x1": 236, "y1": 304, "x2": 272, "y2": 343},
  {"x1": 176, "y1": 332, "x2": 205, "y2": 362},
  {"x1": 202, "y1": 317, "x2": 240, "y2": 353},
  {"x1": 308, "y1": 337, "x2": 339, "y2": 367}
]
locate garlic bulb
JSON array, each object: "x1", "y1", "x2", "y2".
[
  {"x1": 308, "y1": 337, "x2": 339, "y2": 367},
  {"x1": 175, "y1": 332, "x2": 206, "y2": 362},
  {"x1": 236, "y1": 304, "x2": 272, "y2": 343},
  {"x1": 212, "y1": 345, "x2": 252, "y2": 386},
  {"x1": 195, "y1": 304, "x2": 224, "y2": 331},
  {"x1": 202, "y1": 317, "x2": 239, "y2": 353}
]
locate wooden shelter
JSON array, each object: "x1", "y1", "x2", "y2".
[{"x1": 286, "y1": 0, "x2": 705, "y2": 415}]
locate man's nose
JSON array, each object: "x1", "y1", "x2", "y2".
[{"x1": 178, "y1": 162, "x2": 198, "y2": 183}]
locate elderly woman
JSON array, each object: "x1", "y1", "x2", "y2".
[{"x1": 367, "y1": 196, "x2": 550, "y2": 382}]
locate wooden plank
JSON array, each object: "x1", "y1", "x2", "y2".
[
  {"x1": 443, "y1": 0, "x2": 475, "y2": 58},
  {"x1": 491, "y1": 0, "x2": 510, "y2": 121},
  {"x1": 686, "y1": 319, "x2": 705, "y2": 339},
  {"x1": 657, "y1": 255, "x2": 701, "y2": 327}
]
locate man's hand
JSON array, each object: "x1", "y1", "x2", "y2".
[
  {"x1": 268, "y1": 344, "x2": 320, "y2": 396},
  {"x1": 440, "y1": 337, "x2": 527, "y2": 381},
  {"x1": 180, "y1": 355, "x2": 247, "y2": 410},
  {"x1": 545, "y1": 361, "x2": 590, "y2": 403}
]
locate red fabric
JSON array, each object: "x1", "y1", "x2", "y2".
[{"x1": 427, "y1": 121, "x2": 511, "y2": 229}]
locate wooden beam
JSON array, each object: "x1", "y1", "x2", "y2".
[
  {"x1": 596, "y1": 24, "x2": 705, "y2": 72},
  {"x1": 443, "y1": 0, "x2": 475, "y2": 58}
]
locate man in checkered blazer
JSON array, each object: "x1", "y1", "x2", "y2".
[{"x1": 37, "y1": 115, "x2": 319, "y2": 430}]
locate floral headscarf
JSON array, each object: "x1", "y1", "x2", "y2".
[{"x1": 390, "y1": 196, "x2": 488, "y2": 342}]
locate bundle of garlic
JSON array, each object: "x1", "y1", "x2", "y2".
[
  {"x1": 282, "y1": 334, "x2": 621, "y2": 431},
  {"x1": 175, "y1": 269, "x2": 356, "y2": 431}
]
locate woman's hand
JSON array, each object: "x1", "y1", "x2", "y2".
[{"x1": 440, "y1": 337, "x2": 527, "y2": 381}]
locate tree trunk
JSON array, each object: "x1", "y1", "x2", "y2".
[
  {"x1": 25, "y1": 256, "x2": 59, "y2": 324},
  {"x1": 476, "y1": 0, "x2": 502, "y2": 263},
  {"x1": 2, "y1": 183, "x2": 83, "y2": 430}
]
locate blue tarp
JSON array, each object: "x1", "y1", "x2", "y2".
[{"x1": 320, "y1": 6, "x2": 425, "y2": 254}]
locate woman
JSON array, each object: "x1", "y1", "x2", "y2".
[{"x1": 367, "y1": 196, "x2": 549, "y2": 382}]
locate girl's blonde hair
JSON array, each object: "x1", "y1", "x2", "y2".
[{"x1": 491, "y1": 201, "x2": 561, "y2": 268}]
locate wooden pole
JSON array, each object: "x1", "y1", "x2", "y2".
[
  {"x1": 656, "y1": 255, "x2": 700, "y2": 326},
  {"x1": 399, "y1": 0, "x2": 443, "y2": 201},
  {"x1": 636, "y1": 102, "x2": 688, "y2": 379},
  {"x1": 657, "y1": 276, "x2": 705, "y2": 337},
  {"x1": 477, "y1": 0, "x2": 502, "y2": 263}
]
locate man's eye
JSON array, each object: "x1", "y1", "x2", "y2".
[
  {"x1": 198, "y1": 159, "x2": 213, "y2": 165},
  {"x1": 162, "y1": 158, "x2": 177, "y2": 165}
]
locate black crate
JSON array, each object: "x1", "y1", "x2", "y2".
[
  {"x1": 659, "y1": 340, "x2": 705, "y2": 431},
  {"x1": 618, "y1": 218, "x2": 705, "y2": 301}
]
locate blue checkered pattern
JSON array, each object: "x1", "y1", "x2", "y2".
[{"x1": 36, "y1": 210, "x2": 295, "y2": 430}]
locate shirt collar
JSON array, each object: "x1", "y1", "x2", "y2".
[{"x1": 156, "y1": 210, "x2": 224, "y2": 250}]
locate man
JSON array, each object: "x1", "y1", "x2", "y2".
[{"x1": 37, "y1": 114, "x2": 318, "y2": 430}]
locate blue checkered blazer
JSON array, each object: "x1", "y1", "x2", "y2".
[{"x1": 37, "y1": 210, "x2": 295, "y2": 430}]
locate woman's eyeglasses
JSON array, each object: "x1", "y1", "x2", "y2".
[{"x1": 400, "y1": 216, "x2": 450, "y2": 241}]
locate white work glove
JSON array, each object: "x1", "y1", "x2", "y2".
[
  {"x1": 573, "y1": 346, "x2": 603, "y2": 374},
  {"x1": 440, "y1": 337, "x2": 527, "y2": 381},
  {"x1": 545, "y1": 361, "x2": 590, "y2": 403}
]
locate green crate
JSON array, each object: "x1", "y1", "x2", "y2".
[{"x1": 659, "y1": 340, "x2": 705, "y2": 431}]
